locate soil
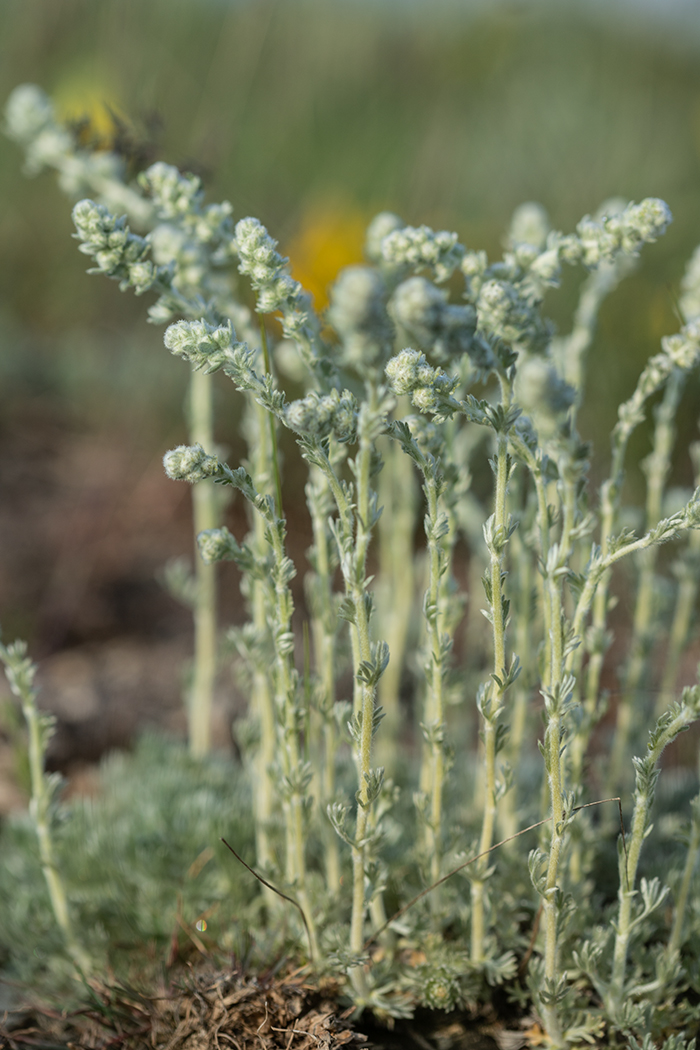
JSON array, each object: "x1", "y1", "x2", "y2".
[{"x1": 0, "y1": 966, "x2": 533, "y2": 1050}]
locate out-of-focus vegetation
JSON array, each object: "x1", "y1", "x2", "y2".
[{"x1": 1, "y1": 0, "x2": 700, "y2": 642}]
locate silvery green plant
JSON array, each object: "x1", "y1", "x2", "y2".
[
  {"x1": 6, "y1": 85, "x2": 700, "y2": 1047},
  {"x1": 0, "y1": 636, "x2": 91, "y2": 978},
  {"x1": 4, "y1": 84, "x2": 238, "y2": 759}
]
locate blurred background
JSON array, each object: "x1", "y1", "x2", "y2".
[{"x1": 1, "y1": 0, "x2": 700, "y2": 799}]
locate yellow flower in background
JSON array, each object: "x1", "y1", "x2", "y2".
[
  {"x1": 287, "y1": 201, "x2": 369, "y2": 313},
  {"x1": 53, "y1": 72, "x2": 125, "y2": 148}
]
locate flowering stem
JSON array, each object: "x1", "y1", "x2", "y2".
[
  {"x1": 377, "y1": 434, "x2": 417, "y2": 772},
  {"x1": 472, "y1": 377, "x2": 513, "y2": 964},
  {"x1": 189, "y1": 366, "x2": 218, "y2": 758},
  {"x1": 0, "y1": 641, "x2": 91, "y2": 977},
  {"x1": 667, "y1": 793, "x2": 700, "y2": 957},
  {"x1": 306, "y1": 461, "x2": 341, "y2": 893},
  {"x1": 607, "y1": 690, "x2": 700, "y2": 1012},
  {"x1": 607, "y1": 368, "x2": 684, "y2": 794}
]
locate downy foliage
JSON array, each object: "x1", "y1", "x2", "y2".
[{"x1": 3, "y1": 84, "x2": 700, "y2": 1047}]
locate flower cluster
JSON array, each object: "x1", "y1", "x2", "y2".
[
  {"x1": 327, "y1": 266, "x2": 392, "y2": 375},
  {"x1": 284, "y1": 388, "x2": 358, "y2": 442},
  {"x1": 140, "y1": 162, "x2": 235, "y2": 253},
  {"x1": 385, "y1": 348, "x2": 458, "y2": 415},
  {"x1": 390, "y1": 275, "x2": 492, "y2": 368},
  {"x1": 235, "y1": 217, "x2": 309, "y2": 337},
  {"x1": 364, "y1": 210, "x2": 404, "y2": 266},
  {"x1": 164, "y1": 318, "x2": 245, "y2": 373},
  {"x1": 560, "y1": 197, "x2": 672, "y2": 268},
  {"x1": 381, "y1": 223, "x2": 465, "y2": 283},
  {"x1": 71, "y1": 199, "x2": 158, "y2": 294},
  {"x1": 162, "y1": 444, "x2": 221, "y2": 483},
  {"x1": 476, "y1": 278, "x2": 552, "y2": 355},
  {"x1": 507, "y1": 201, "x2": 550, "y2": 251}
]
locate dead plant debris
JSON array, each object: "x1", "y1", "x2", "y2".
[{"x1": 0, "y1": 969, "x2": 367, "y2": 1050}]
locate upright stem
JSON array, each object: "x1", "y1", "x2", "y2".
[
  {"x1": 540, "y1": 572, "x2": 567, "y2": 1046},
  {"x1": 249, "y1": 398, "x2": 278, "y2": 879},
  {"x1": 1, "y1": 643, "x2": 91, "y2": 976},
  {"x1": 307, "y1": 463, "x2": 341, "y2": 893},
  {"x1": 655, "y1": 527, "x2": 700, "y2": 717},
  {"x1": 472, "y1": 381, "x2": 512, "y2": 964},
  {"x1": 189, "y1": 366, "x2": 217, "y2": 757},
  {"x1": 608, "y1": 369, "x2": 684, "y2": 793},
  {"x1": 667, "y1": 795, "x2": 700, "y2": 958},
  {"x1": 607, "y1": 695, "x2": 700, "y2": 1012},
  {"x1": 349, "y1": 389, "x2": 381, "y2": 987},
  {"x1": 377, "y1": 434, "x2": 417, "y2": 772},
  {"x1": 314, "y1": 387, "x2": 385, "y2": 999}
]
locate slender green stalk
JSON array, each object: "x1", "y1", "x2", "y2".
[
  {"x1": 188, "y1": 366, "x2": 218, "y2": 757},
  {"x1": 391, "y1": 421, "x2": 454, "y2": 884},
  {"x1": 306, "y1": 460, "x2": 341, "y2": 893},
  {"x1": 655, "y1": 528, "x2": 700, "y2": 716},
  {"x1": 472, "y1": 379, "x2": 513, "y2": 964},
  {"x1": 607, "y1": 369, "x2": 684, "y2": 793},
  {"x1": 655, "y1": 442, "x2": 700, "y2": 716},
  {"x1": 573, "y1": 347, "x2": 694, "y2": 778},
  {"x1": 308, "y1": 387, "x2": 387, "y2": 997},
  {"x1": 0, "y1": 640, "x2": 91, "y2": 977},
  {"x1": 607, "y1": 688, "x2": 700, "y2": 1012},
  {"x1": 499, "y1": 519, "x2": 534, "y2": 841},
  {"x1": 422, "y1": 468, "x2": 449, "y2": 883},
  {"x1": 376, "y1": 434, "x2": 417, "y2": 772},
  {"x1": 349, "y1": 389, "x2": 383, "y2": 988},
  {"x1": 248, "y1": 397, "x2": 278, "y2": 880},
  {"x1": 539, "y1": 561, "x2": 568, "y2": 1045},
  {"x1": 667, "y1": 794, "x2": 700, "y2": 958}
]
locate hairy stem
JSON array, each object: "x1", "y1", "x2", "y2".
[{"x1": 189, "y1": 367, "x2": 218, "y2": 758}]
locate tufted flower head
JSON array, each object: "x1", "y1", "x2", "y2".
[{"x1": 163, "y1": 444, "x2": 220, "y2": 483}]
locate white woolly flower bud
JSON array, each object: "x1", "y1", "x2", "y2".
[
  {"x1": 364, "y1": 211, "x2": 404, "y2": 264},
  {"x1": 4, "y1": 84, "x2": 54, "y2": 143},
  {"x1": 235, "y1": 217, "x2": 275, "y2": 270},
  {"x1": 163, "y1": 444, "x2": 220, "y2": 483},
  {"x1": 570, "y1": 197, "x2": 672, "y2": 269},
  {"x1": 164, "y1": 319, "x2": 239, "y2": 372},
  {"x1": 385, "y1": 348, "x2": 425, "y2": 395},
  {"x1": 149, "y1": 223, "x2": 188, "y2": 266},
  {"x1": 381, "y1": 224, "x2": 465, "y2": 283},
  {"x1": 515, "y1": 357, "x2": 575, "y2": 435},
  {"x1": 284, "y1": 389, "x2": 357, "y2": 442},
  {"x1": 529, "y1": 248, "x2": 561, "y2": 286},
  {"x1": 197, "y1": 527, "x2": 238, "y2": 565},
  {"x1": 620, "y1": 198, "x2": 672, "y2": 252},
  {"x1": 140, "y1": 162, "x2": 202, "y2": 219},
  {"x1": 508, "y1": 202, "x2": 550, "y2": 250},
  {"x1": 235, "y1": 217, "x2": 309, "y2": 337},
  {"x1": 661, "y1": 320, "x2": 700, "y2": 372},
  {"x1": 328, "y1": 266, "x2": 391, "y2": 372},
  {"x1": 128, "y1": 260, "x2": 157, "y2": 294},
  {"x1": 391, "y1": 277, "x2": 445, "y2": 339},
  {"x1": 411, "y1": 386, "x2": 439, "y2": 412}
]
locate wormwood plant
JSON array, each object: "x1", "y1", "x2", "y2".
[{"x1": 4, "y1": 85, "x2": 700, "y2": 1048}]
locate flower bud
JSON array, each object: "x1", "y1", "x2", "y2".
[
  {"x1": 507, "y1": 202, "x2": 550, "y2": 251},
  {"x1": 364, "y1": 211, "x2": 404, "y2": 264},
  {"x1": 5, "y1": 84, "x2": 54, "y2": 144},
  {"x1": 163, "y1": 444, "x2": 220, "y2": 483}
]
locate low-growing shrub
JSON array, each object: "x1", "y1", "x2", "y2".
[{"x1": 3, "y1": 84, "x2": 700, "y2": 1048}]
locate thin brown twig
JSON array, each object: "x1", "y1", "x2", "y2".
[{"x1": 221, "y1": 838, "x2": 314, "y2": 960}]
